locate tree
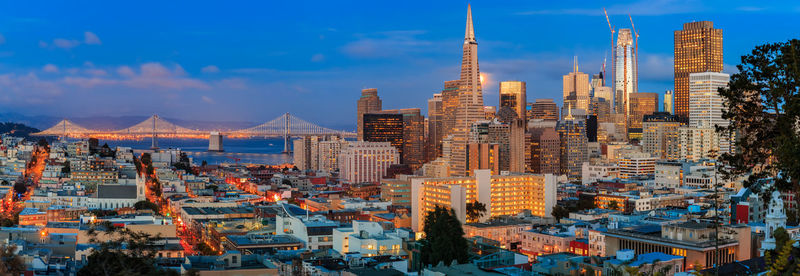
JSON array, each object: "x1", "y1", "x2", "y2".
[
  {"x1": 551, "y1": 205, "x2": 570, "y2": 221},
  {"x1": 717, "y1": 39, "x2": 800, "y2": 194},
  {"x1": 133, "y1": 201, "x2": 160, "y2": 213},
  {"x1": 420, "y1": 205, "x2": 469, "y2": 266},
  {"x1": 12, "y1": 181, "x2": 26, "y2": 196},
  {"x1": 465, "y1": 201, "x2": 486, "y2": 222},
  {"x1": 607, "y1": 201, "x2": 620, "y2": 211},
  {"x1": 764, "y1": 227, "x2": 800, "y2": 275},
  {"x1": 194, "y1": 242, "x2": 217, "y2": 256},
  {"x1": 0, "y1": 244, "x2": 24, "y2": 276},
  {"x1": 78, "y1": 225, "x2": 179, "y2": 276},
  {"x1": 37, "y1": 138, "x2": 49, "y2": 149},
  {"x1": 61, "y1": 160, "x2": 71, "y2": 175}
]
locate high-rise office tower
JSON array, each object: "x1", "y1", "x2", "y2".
[
  {"x1": 395, "y1": 108, "x2": 425, "y2": 170},
  {"x1": 293, "y1": 136, "x2": 321, "y2": 171},
  {"x1": 642, "y1": 112, "x2": 680, "y2": 160},
  {"x1": 496, "y1": 107, "x2": 526, "y2": 173},
  {"x1": 528, "y1": 126, "x2": 560, "y2": 174},
  {"x1": 362, "y1": 113, "x2": 404, "y2": 159},
  {"x1": 364, "y1": 109, "x2": 425, "y2": 170},
  {"x1": 357, "y1": 88, "x2": 382, "y2": 140},
  {"x1": 674, "y1": 21, "x2": 723, "y2": 122},
  {"x1": 500, "y1": 81, "x2": 527, "y2": 119},
  {"x1": 451, "y1": 4, "x2": 485, "y2": 176},
  {"x1": 689, "y1": 72, "x2": 730, "y2": 129},
  {"x1": 563, "y1": 60, "x2": 591, "y2": 113},
  {"x1": 614, "y1": 29, "x2": 637, "y2": 120},
  {"x1": 427, "y1": 94, "x2": 444, "y2": 162},
  {"x1": 627, "y1": 92, "x2": 659, "y2": 140},
  {"x1": 689, "y1": 72, "x2": 731, "y2": 154},
  {"x1": 591, "y1": 97, "x2": 613, "y2": 123},
  {"x1": 467, "y1": 143, "x2": 500, "y2": 175},
  {"x1": 530, "y1": 99, "x2": 559, "y2": 121},
  {"x1": 556, "y1": 108, "x2": 588, "y2": 181},
  {"x1": 441, "y1": 80, "x2": 461, "y2": 137},
  {"x1": 663, "y1": 90, "x2": 674, "y2": 114},
  {"x1": 318, "y1": 137, "x2": 347, "y2": 173}
]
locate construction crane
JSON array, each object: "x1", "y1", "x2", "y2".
[
  {"x1": 603, "y1": 8, "x2": 615, "y2": 89},
  {"x1": 226, "y1": 156, "x2": 241, "y2": 166},
  {"x1": 629, "y1": 14, "x2": 640, "y2": 93}
]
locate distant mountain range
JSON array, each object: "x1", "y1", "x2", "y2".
[{"x1": 0, "y1": 113, "x2": 260, "y2": 132}]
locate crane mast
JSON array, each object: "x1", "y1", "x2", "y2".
[
  {"x1": 603, "y1": 8, "x2": 615, "y2": 108},
  {"x1": 629, "y1": 14, "x2": 640, "y2": 93}
]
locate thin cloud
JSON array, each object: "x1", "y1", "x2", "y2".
[
  {"x1": 84, "y1": 31, "x2": 101, "y2": 45},
  {"x1": 638, "y1": 53, "x2": 674, "y2": 81},
  {"x1": 202, "y1": 65, "x2": 220, "y2": 73},
  {"x1": 60, "y1": 62, "x2": 210, "y2": 90},
  {"x1": 341, "y1": 30, "x2": 435, "y2": 59},
  {"x1": 201, "y1": 96, "x2": 215, "y2": 104},
  {"x1": 311, "y1": 53, "x2": 325, "y2": 62},
  {"x1": 42, "y1": 64, "x2": 59, "y2": 73},
  {"x1": 53, "y1": 38, "x2": 80, "y2": 49}
]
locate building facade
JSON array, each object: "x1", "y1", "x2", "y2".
[
  {"x1": 357, "y1": 88, "x2": 382, "y2": 140},
  {"x1": 674, "y1": 21, "x2": 723, "y2": 121},
  {"x1": 338, "y1": 142, "x2": 399, "y2": 184}
]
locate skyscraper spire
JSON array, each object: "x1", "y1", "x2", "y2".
[
  {"x1": 450, "y1": 3, "x2": 484, "y2": 176},
  {"x1": 573, "y1": 56, "x2": 579, "y2": 73},
  {"x1": 465, "y1": 4, "x2": 475, "y2": 43}
]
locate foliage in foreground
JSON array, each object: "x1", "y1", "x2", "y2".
[{"x1": 419, "y1": 205, "x2": 469, "y2": 267}]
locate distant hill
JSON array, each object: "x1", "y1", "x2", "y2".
[
  {"x1": 0, "y1": 113, "x2": 259, "y2": 131},
  {"x1": 0, "y1": 122, "x2": 41, "y2": 139}
]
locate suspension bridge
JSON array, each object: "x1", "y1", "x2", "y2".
[{"x1": 31, "y1": 113, "x2": 356, "y2": 153}]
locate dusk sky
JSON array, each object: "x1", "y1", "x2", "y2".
[{"x1": 0, "y1": 0, "x2": 798, "y2": 130}]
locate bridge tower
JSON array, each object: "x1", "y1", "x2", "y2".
[
  {"x1": 151, "y1": 115, "x2": 159, "y2": 150},
  {"x1": 283, "y1": 112, "x2": 292, "y2": 153}
]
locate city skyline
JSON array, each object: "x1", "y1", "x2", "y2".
[{"x1": 0, "y1": 1, "x2": 798, "y2": 128}]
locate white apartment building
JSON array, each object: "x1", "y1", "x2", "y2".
[
  {"x1": 617, "y1": 152, "x2": 656, "y2": 179},
  {"x1": 338, "y1": 141, "x2": 399, "y2": 184},
  {"x1": 678, "y1": 127, "x2": 720, "y2": 161},
  {"x1": 654, "y1": 162, "x2": 682, "y2": 189},
  {"x1": 276, "y1": 214, "x2": 339, "y2": 251},
  {"x1": 332, "y1": 221, "x2": 409, "y2": 257},
  {"x1": 581, "y1": 162, "x2": 619, "y2": 184}
]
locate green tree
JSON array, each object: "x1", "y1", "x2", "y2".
[
  {"x1": 420, "y1": 205, "x2": 469, "y2": 266},
  {"x1": 465, "y1": 201, "x2": 486, "y2": 222},
  {"x1": 78, "y1": 225, "x2": 179, "y2": 276},
  {"x1": 133, "y1": 200, "x2": 160, "y2": 213},
  {"x1": 0, "y1": 244, "x2": 25, "y2": 276},
  {"x1": 551, "y1": 205, "x2": 570, "y2": 221},
  {"x1": 717, "y1": 39, "x2": 800, "y2": 193}
]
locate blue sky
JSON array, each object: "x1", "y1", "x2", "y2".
[{"x1": 0, "y1": 0, "x2": 798, "y2": 129}]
